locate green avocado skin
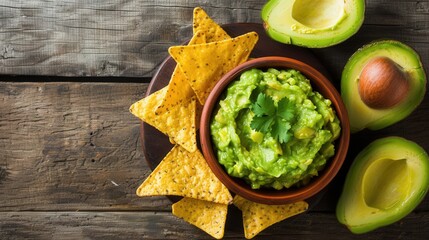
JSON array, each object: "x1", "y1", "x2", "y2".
[
  {"x1": 336, "y1": 137, "x2": 429, "y2": 234},
  {"x1": 341, "y1": 40, "x2": 427, "y2": 133},
  {"x1": 261, "y1": 0, "x2": 365, "y2": 48}
]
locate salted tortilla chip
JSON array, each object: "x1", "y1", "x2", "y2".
[
  {"x1": 193, "y1": 7, "x2": 231, "y2": 42},
  {"x1": 172, "y1": 197, "x2": 228, "y2": 239},
  {"x1": 136, "y1": 145, "x2": 233, "y2": 204},
  {"x1": 234, "y1": 195, "x2": 308, "y2": 239},
  {"x1": 129, "y1": 89, "x2": 197, "y2": 152},
  {"x1": 131, "y1": 86, "x2": 167, "y2": 112},
  {"x1": 169, "y1": 32, "x2": 258, "y2": 105},
  {"x1": 155, "y1": 31, "x2": 206, "y2": 115}
]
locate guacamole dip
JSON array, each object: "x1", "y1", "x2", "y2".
[{"x1": 210, "y1": 68, "x2": 341, "y2": 190}]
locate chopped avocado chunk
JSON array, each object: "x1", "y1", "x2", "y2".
[
  {"x1": 336, "y1": 137, "x2": 429, "y2": 234},
  {"x1": 341, "y1": 40, "x2": 427, "y2": 133},
  {"x1": 261, "y1": 0, "x2": 365, "y2": 48}
]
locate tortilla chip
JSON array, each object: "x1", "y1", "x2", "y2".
[
  {"x1": 234, "y1": 195, "x2": 308, "y2": 239},
  {"x1": 130, "y1": 89, "x2": 197, "y2": 152},
  {"x1": 155, "y1": 31, "x2": 206, "y2": 115},
  {"x1": 172, "y1": 197, "x2": 228, "y2": 239},
  {"x1": 130, "y1": 88, "x2": 164, "y2": 123},
  {"x1": 169, "y1": 31, "x2": 258, "y2": 105},
  {"x1": 136, "y1": 145, "x2": 233, "y2": 204},
  {"x1": 193, "y1": 7, "x2": 231, "y2": 42}
]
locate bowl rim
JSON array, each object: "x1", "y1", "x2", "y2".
[{"x1": 200, "y1": 56, "x2": 350, "y2": 205}]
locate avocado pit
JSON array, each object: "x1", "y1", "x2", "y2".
[{"x1": 358, "y1": 57, "x2": 409, "y2": 109}]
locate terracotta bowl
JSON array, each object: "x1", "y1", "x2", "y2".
[{"x1": 200, "y1": 56, "x2": 350, "y2": 205}]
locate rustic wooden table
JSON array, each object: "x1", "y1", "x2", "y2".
[{"x1": 1, "y1": 0, "x2": 428, "y2": 239}]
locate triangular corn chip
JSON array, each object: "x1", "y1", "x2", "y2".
[
  {"x1": 193, "y1": 7, "x2": 231, "y2": 42},
  {"x1": 156, "y1": 31, "x2": 206, "y2": 115},
  {"x1": 131, "y1": 86, "x2": 167, "y2": 113},
  {"x1": 172, "y1": 197, "x2": 228, "y2": 239},
  {"x1": 130, "y1": 89, "x2": 197, "y2": 152},
  {"x1": 169, "y1": 32, "x2": 258, "y2": 105},
  {"x1": 136, "y1": 145, "x2": 233, "y2": 204},
  {"x1": 234, "y1": 195, "x2": 308, "y2": 239}
]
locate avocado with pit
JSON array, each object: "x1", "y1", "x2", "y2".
[
  {"x1": 336, "y1": 137, "x2": 429, "y2": 234},
  {"x1": 341, "y1": 40, "x2": 427, "y2": 133},
  {"x1": 261, "y1": 0, "x2": 365, "y2": 48}
]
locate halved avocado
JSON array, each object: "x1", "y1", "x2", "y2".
[
  {"x1": 336, "y1": 137, "x2": 429, "y2": 234},
  {"x1": 261, "y1": 0, "x2": 365, "y2": 48},
  {"x1": 341, "y1": 40, "x2": 427, "y2": 133}
]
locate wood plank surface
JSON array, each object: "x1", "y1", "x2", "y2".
[
  {"x1": 1, "y1": 0, "x2": 429, "y2": 239},
  {"x1": 0, "y1": 211, "x2": 428, "y2": 239},
  {"x1": 0, "y1": 82, "x2": 172, "y2": 211},
  {"x1": 0, "y1": 81, "x2": 428, "y2": 240},
  {"x1": 0, "y1": 0, "x2": 262, "y2": 77},
  {"x1": 1, "y1": 81, "x2": 427, "y2": 212},
  {"x1": 0, "y1": 0, "x2": 428, "y2": 78}
]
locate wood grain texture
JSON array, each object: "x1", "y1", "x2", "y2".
[
  {"x1": 0, "y1": 211, "x2": 428, "y2": 240},
  {"x1": 0, "y1": 0, "x2": 428, "y2": 78},
  {"x1": 1, "y1": 1, "x2": 429, "y2": 239},
  {"x1": 0, "y1": 82, "x2": 172, "y2": 211},
  {"x1": 0, "y1": 0, "x2": 262, "y2": 77},
  {"x1": 0, "y1": 81, "x2": 428, "y2": 210}
]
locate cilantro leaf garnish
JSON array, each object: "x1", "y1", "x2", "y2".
[
  {"x1": 251, "y1": 93, "x2": 275, "y2": 116},
  {"x1": 250, "y1": 93, "x2": 296, "y2": 144},
  {"x1": 277, "y1": 97, "x2": 295, "y2": 121},
  {"x1": 273, "y1": 119, "x2": 292, "y2": 144},
  {"x1": 250, "y1": 116, "x2": 274, "y2": 133}
]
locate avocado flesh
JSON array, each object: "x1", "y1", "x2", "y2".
[
  {"x1": 261, "y1": 0, "x2": 365, "y2": 48},
  {"x1": 341, "y1": 40, "x2": 427, "y2": 133},
  {"x1": 336, "y1": 137, "x2": 429, "y2": 234},
  {"x1": 363, "y1": 158, "x2": 410, "y2": 211}
]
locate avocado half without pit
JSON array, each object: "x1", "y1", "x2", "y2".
[
  {"x1": 261, "y1": 0, "x2": 365, "y2": 48},
  {"x1": 341, "y1": 40, "x2": 427, "y2": 133},
  {"x1": 336, "y1": 137, "x2": 429, "y2": 234}
]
